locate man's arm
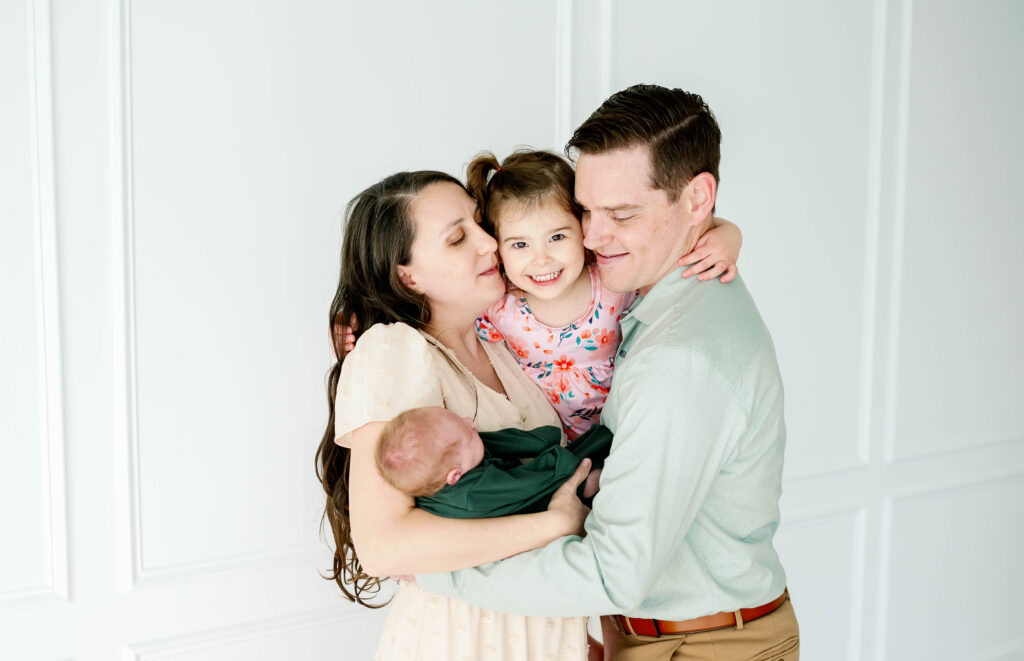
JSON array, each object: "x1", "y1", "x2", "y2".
[{"x1": 417, "y1": 347, "x2": 746, "y2": 616}]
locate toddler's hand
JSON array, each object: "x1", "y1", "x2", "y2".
[
  {"x1": 389, "y1": 574, "x2": 416, "y2": 584},
  {"x1": 679, "y1": 216, "x2": 741, "y2": 283},
  {"x1": 332, "y1": 313, "x2": 358, "y2": 357}
]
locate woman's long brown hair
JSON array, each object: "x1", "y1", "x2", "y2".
[{"x1": 316, "y1": 170, "x2": 465, "y2": 606}]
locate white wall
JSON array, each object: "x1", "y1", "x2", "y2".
[{"x1": 1, "y1": 1, "x2": 1021, "y2": 660}]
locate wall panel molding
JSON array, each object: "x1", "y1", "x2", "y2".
[
  {"x1": 856, "y1": 0, "x2": 890, "y2": 467},
  {"x1": 871, "y1": 497, "x2": 894, "y2": 661},
  {"x1": 30, "y1": 0, "x2": 68, "y2": 604},
  {"x1": 882, "y1": 472, "x2": 1024, "y2": 660},
  {"x1": 0, "y1": 585, "x2": 65, "y2": 610},
  {"x1": 125, "y1": 608, "x2": 375, "y2": 660},
  {"x1": 129, "y1": 545, "x2": 325, "y2": 589},
  {"x1": 0, "y1": 0, "x2": 68, "y2": 611},
  {"x1": 777, "y1": 506, "x2": 867, "y2": 661},
  {"x1": 110, "y1": 0, "x2": 141, "y2": 592},
  {"x1": 885, "y1": 464, "x2": 1024, "y2": 507},
  {"x1": 553, "y1": 0, "x2": 573, "y2": 147},
  {"x1": 977, "y1": 637, "x2": 1024, "y2": 661},
  {"x1": 599, "y1": 0, "x2": 613, "y2": 97},
  {"x1": 880, "y1": 0, "x2": 913, "y2": 466},
  {"x1": 108, "y1": 0, "x2": 346, "y2": 590}
]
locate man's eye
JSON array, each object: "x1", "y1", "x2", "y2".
[
  {"x1": 613, "y1": 215, "x2": 634, "y2": 222},
  {"x1": 511, "y1": 241, "x2": 527, "y2": 249}
]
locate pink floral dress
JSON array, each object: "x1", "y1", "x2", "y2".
[{"x1": 476, "y1": 265, "x2": 637, "y2": 438}]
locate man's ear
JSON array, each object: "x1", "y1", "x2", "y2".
[
  {"x1": 686, "y1": 173, "x2": 717, "y2": 226},
  {"x1": 446, "y1": 468, "x2": 463, "y2": 486},
  {"x1": 396, "y1": 265, "x2": 420, "y2": 293}
]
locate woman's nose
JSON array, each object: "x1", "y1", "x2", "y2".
[{"x1": 473, "y1": 223, "x2": 498, "y2": 254}]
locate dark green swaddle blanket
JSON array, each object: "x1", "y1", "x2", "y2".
[{"x1": 416, "y1": 424, "x2": 613, "y2": 518}]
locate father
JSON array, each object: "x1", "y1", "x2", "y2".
[{"x1": 417, "y1": 84, "x2": 799, "y2": 660}]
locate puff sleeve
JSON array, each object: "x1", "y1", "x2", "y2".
[{"x1": 333, "y1": 322, "x2": 443, "y2": 441}]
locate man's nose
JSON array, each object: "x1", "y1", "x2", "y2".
[{"x1": 583, "y1": 215, "x2": 605, "y2": 251}]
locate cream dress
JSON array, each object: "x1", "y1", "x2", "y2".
[{"x1": 335, "y1": 322, "x2": 589, "y2": 661}]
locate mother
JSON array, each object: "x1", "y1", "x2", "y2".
[{"x1": 315, "y1": 171, "x2": 593, "y2": 660}]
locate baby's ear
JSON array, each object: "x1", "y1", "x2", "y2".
[{"x1": 446, "y1": 468, "x2": 463, "y2": 486}]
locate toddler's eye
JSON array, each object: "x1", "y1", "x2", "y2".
[
  {"x1": 511, "y1": 241, "x2": 528, "y2": 249},
  {"x1": 550, "y1": 233, "x2": 566, "y2": 242}
]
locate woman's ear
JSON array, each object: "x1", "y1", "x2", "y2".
[{"x1": 396, "y1": 265, "x2": 420, "y2": 293}]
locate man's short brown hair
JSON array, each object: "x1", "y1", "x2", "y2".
[{"x1": 566, "y1": 84, "x2": 721, "y2": 201}]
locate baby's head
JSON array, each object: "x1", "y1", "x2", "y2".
[
  {"x1": 466, "y1": 150, "x2": 587, "y2": 301},
  {"x1": 375, "y1": 407, "x2": 485, "y2": 497}
]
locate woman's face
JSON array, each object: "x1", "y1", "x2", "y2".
[{"x1": 398, "y1": 182, "x2": 503, "y2": 322}]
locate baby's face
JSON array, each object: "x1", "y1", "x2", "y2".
[{"x1": 433, "y1": 409, "x2": 485, "y2": 471}]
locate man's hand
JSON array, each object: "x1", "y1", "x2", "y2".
[{"x1": 546, "y1": 458, "x2": 592, "y2": 538}]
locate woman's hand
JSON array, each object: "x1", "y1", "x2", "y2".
[
  {"x1": 545, "y1": 458, "x2": 592, "y2": 537},
  {"x1": 679, "y1": 216, "x2": 742, "y2": 283}
]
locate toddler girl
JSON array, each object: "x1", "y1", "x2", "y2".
[{"x1": 465, "y1": 149, "x2": 740, "y2": 438}]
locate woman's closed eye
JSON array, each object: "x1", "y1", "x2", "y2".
[{"x1": 450, "y1": 231, "x2": 467, "y2": 247}]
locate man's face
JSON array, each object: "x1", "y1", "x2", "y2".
[{"x1": 576, "y1": 146, "x2": 689, "y2": 294}]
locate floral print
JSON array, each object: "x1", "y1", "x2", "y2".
[{"x1": 476, "y1": 266, "x2": 636, "y2": 439}]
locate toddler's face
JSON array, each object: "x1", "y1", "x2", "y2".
[{"x1": 496, "y1": 201, "x2": 586, "y2": 302}]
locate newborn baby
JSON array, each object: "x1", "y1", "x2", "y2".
[{"x1": 374, "y1": 406, "x2": 610, "y2": 517}]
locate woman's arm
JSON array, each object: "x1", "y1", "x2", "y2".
[
  {"x1": 348, "y1": 421, "x2": 590, "y2": 577},
  {"x1": 678, "y1": 216, "x2": 742, "y2": 283}
]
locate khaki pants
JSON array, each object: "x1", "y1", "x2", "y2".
[{"x1": 612, "y1": 596, "x2": 799, "y2": 661}]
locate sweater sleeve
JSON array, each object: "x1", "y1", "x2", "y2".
[{"x1": 333, "y1": 323, "x2": 443, "y2": 442}]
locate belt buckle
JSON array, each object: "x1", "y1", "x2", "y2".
[{"x1": 617, "y1": 616, "x2": 660, "y2": 638}]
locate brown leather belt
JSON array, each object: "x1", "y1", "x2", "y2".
[{"x1": 612, "y1": 590, "x2": 788, "y2": 638}]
